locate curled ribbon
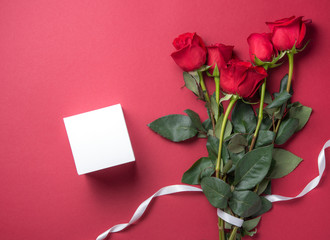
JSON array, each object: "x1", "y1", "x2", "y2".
[
  {"x1": 97, "y1": 140, "x2": 330, "y2": 240},
  {"x1": 96, "y1": 185, "x2": 203, "y2": 240},
  {"x1": 265, "y1": 140, "x2": 329, "y2": 203}
]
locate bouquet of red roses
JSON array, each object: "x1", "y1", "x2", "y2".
[{"x1": 148, "y1": 16, "x2": 312, "y2": 239}]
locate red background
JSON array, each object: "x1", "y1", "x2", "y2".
[{"x1": 1, "y1": 0, "x2": 330, "y2": 239}]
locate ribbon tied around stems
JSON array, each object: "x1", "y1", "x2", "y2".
[{"x1": 97, "y1": 140, "x2": 330, "y2": 240}]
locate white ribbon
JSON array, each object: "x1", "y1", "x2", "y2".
[
  {"x1": 97, "y1": 140, "x2": 330, "y2": 240},
  {"x1": 217, "y1": 208, "x2": 244, "y2": 227},
  {"x1": 265, "y1": 140, "x2": 330, "y2": 203},
  {"x1": 96, "y1": 185, "x2": 203, "y2": 240}
]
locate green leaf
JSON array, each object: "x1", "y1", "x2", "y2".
[
  {"x1": 268, "y1": 148, "x2": 303, "y2": 179},
  {"x1": 256, "y1": 179, "x2": 270, "y2": 195},
  {"x1": 184, "y1": 109, "x2": 205, "y2": 131},
  {"x1": 275, "y1": 118, "x2": 299, "y2": 145},
  {"x1": 206, "y1": 136, "x2": 230, "y2": 171},
  {"x1": 242, "y1": 229, "x2": 257, "y2": 237},
  {"x1": 242, "y1": 217, "x2": 261, "y2": 231},
  {"x1": 203, "y1": 119, "x2": 212, "y2": 132},
  {"x1": 223, "y1": 160, "x2": 233, "y2": 174},
  {"x1": 253, "y1": 55, "x2": 265, "y2": 66},
  {"x1": 196, "y1": 65, "x2": 211, "y2": 72},
  {"x1": 211, "y1": 95, "x2": 220, "y2": 120},
  {"x1": 212, "y1": 65, "x2": 220, "y2": 77},
  {"x1": 288, "y1": 102, "x2": 312, "y2": 131},
  {"x1": 263, "y1": 180, "x2": 272, "y2": 195},
  {"x1": 254, "y1": 130, "x2": 275, "y2": 148},
  {"x1": 228, "y1": 190, "x2": 262, "y2": 217},
  {"x1": 297, "y1": 40, "x2": 310, "y2": 53},
  {"x1": 279, "y1": 74, "x2": 289, "y2": 93},
  {"x1": 266, "y1": 91, "x2": 291, "y2": 109},
  {"x1": 226, "y1": 232, "x2": 243, "y2": 240},
  {"x1": 220, "y1": 94, "x2": 233, "y2": 103},
  {"x1": 264, "y1": 90, "x2": 272, "y2": 104},
  {"x1": 278, "y1": 74, "x2": 293, "y2": 94},
  {"x1": 260, "y1": 118, "x2": 273, "y2": 131},
  {"x1": 231, "y1": 100, "x2": 256, "y2": 134},
  {"x1": 234, "y1": 145, "x2": 273, "y2": 190},
  {"x1": 206, "y1": 136, "x2": 219, "y2": 160},
  {"x1": 228, "y1": 150, "x2": 245, "y2": 169},
  {"x1": 251, "y1": 197, "x2": 272, "y2": 218},
  {"x1": 221, "y1": 142, "x2": 230, "y2": 165},
  {"x1": 197, "y1": 132, "x2": 207, "y2": 138},
  {"x1": 274, "y1": 74, "x2": 293, "y2": 96},
  {"x1": 182, "y1": 157, "x2": 215, "y2": 184},
  {"x1": 247, "y1": 129, "x2": 274, "y2": 148},
  {"x1": 259, "y1": 115, "x2": 273, "y2": 131},
  {"x1": 242, "y1": 215, "x2": 261, "y2": 237},
  {"x1": 241, "y1": 99, "x2": 259, "y2": 105},
  {"x1": 183, "y1": 72, "x2": 199, "y2": 96},
  {"x1": 215, "y1": 114, "x2": 233, "y2": 139},
  {"x1": 201, "y1": 177, "x2": 232, "y2": 209},
  {"x1": 187, "y1": 71, "x2": 200, "y2": 83},
  {"x1": 275, "y1": 107, "x2": 285, "y2": 120},
  {"x1": 264, "y1": 105, "x2": 278, "y2": 117},
  {"x1": 199, "y1": 119, "x2": 212, "y2": 138},
  {"x1": 227, "y1": 134, "x2": 248, "y2": 153},
  {"x1": 148, "y1": 114, "x2": 198, "y2": 142}
]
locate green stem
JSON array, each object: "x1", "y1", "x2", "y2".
[
  {"x1": 274, "y1": 52, "x2": 294, "y2": 135},
  {"x1": 228, "y1": 226, "x2": 238, "y2": 240},
  {"x1": 250, "y1": 80, "x2": 266, "y2": 192},
  {"x1": 218, "y1": 218, "x2": 225, "y2": 240},
  {"x1": 215, "y1": 95, "x2": 238, "y2": 178},
  {"x1": 198, "y1": 71, "x2": 210, "y2": 102},
  {"x1": 275, "y1": 119, "x2": 281, "y2": 133},
  {"x1": 215, "y1": 96, "x2": 237, "y2": 240},
  {"x1": 249, "y1": 76, "x2": 267, "y2": 151},
  {"x1": 198, "y1": 71, "x2": 216, "y2": 133},
  {"x1": 286, "y1": 52, "x2": 294, "y2": 93}
]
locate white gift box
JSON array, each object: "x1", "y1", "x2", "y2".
[{"x1": 63, "y1": 104, "x2": 135, "y2": 175}]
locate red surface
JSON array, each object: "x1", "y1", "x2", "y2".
[{"x1": 1, "y1": 0, "x2": 330, "y2": 239}]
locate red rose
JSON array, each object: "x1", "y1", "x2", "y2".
[
  {"x1": 207, "y1": 43, "x2": 234, "y2": 73},
  {"x1": 220, "y1": 60, "x2": 267, "y2": 98},
  {"x1": 171, "y1": 32, "x2": 207, "y2": 72},
  {"x1": 247, "y1": 33, "x2": 274, "y2": 63},
  {"x1": 266, "y1": 16, "x2": 311, "y2": 51}
]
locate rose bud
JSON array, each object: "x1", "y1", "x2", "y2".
[
  {"x1": 247, "y1": 33, "x2": 274, "y2": 63},
  {"x1": 220, "y1": 60, "x2": 267, "y2": 98},
  {"x1": 207, "y1": 43, "x2": 234, "y2": 74},
  {"x1": 171, "y1": 32, "x2": 207, "y2": 72},
  {"x1": 266, "y1": 16, "x2": 311, "y2": 51}
]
